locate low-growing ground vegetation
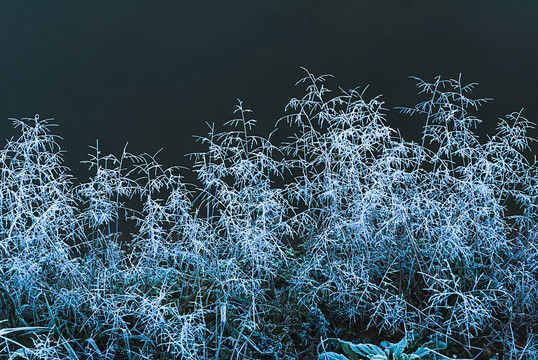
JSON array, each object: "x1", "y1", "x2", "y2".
[{"x1": 0, "y1": 70, "x2": 537, "y2": 359}]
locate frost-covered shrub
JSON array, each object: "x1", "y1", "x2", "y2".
[
  {"x1": 0, "y1": 115, "x2": 83, "y2": 310},
  {"x1": 277, "y1": 71, "x2": 537, "y2": 351}
]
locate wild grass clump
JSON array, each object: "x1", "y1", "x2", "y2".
[
  {"x1": 0, "y1": 71, "x2": 537, "y2": 359},
  {"x1": 278, "y1": 72, "x2": 537, "y2": 358}
]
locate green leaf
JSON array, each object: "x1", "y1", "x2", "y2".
[
  {"x1": 371, "y1": 355, "x2": 389, "y2": 360},
  {"x1": 340, "y1": 340, "x2": 387, "y2": 360},
  {"x1": 381, "y1": 336, "x2": 409, "y2": 358},
  {"x1": 318, "y1": 352, "x2": 350, "y2": 360},
  {"x1": 413, "y1": 339, "x2": 447, "y2": 358}
]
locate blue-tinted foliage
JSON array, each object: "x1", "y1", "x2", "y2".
[{"x1": 0, "y1": 72, "x2": 536, "y2": 359}]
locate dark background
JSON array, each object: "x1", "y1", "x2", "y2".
[{"x1": 1, "y1": 0, "x2": 537, "y2": 184}]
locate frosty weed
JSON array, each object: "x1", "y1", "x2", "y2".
[{"x1": 0, "y1": 71, "x2": 536, "y2": 359}]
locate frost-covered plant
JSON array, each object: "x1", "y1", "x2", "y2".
[
  {"x1": 1, "y1": 71, "x2": 537, "y2": 359},
  {"x1": 76, "y1": 140, "x2": 138, "y2": 279},
  {"x1": 277, "y1": 71, "x2": 430, "y2": 328},
  {"x1": 0, "y1": 116, "x2": 79, "y2": 252},
  {"x1": 277, "y1": 70, "x2": 537, "y2": 353},
  {"x1": 0, "y1": 116, "x2": 213, "y2": 359},
  {"x1": 0, "y1": 115, "x2": 83, "y2": 323},
  {"x1": 189, "y1": 100, "x2": 295, "y2": 358},
  {"x1": 191, "y1": 100, "x2": 291, "y2": 279}
]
